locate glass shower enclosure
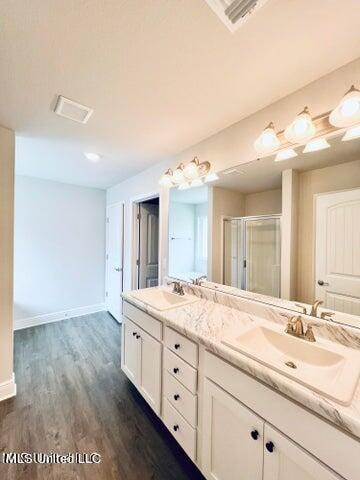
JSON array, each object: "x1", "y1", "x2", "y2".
[{"x1": 223, "y1": 215, "x2": 281, "y2": 298}]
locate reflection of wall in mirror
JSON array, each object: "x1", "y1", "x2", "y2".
[
  {"x1": 168, "y1": 201, "x2": 208, "y2": 280},
  {"x1": 209, "y1": 187, "x2": 245, "y2": 283},
  {"x1": 296, "y1": 159, "x2": 360, "y2": 304},
  {"x1": 245, "y1": 189, "x2": 282, "y2": 216}
]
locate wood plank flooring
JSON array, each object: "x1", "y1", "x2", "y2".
[{"x1": 0, "y1": 312, "x2": 204, "y2": 480}]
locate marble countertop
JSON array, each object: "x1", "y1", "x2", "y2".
[{"x1": 122, "y1": 287, "x2": 360, "y2": 441}]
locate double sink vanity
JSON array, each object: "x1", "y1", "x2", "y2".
[{"x1": 121, "y1": 282, "x2": 360, "y2": 480}]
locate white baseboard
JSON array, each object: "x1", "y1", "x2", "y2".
[
  {"x1": 0, "y1": 373, "x2": 16, "y2": 402},
  {"x1": 14, "y1": 303, "x2": 106, "y2": 331}
]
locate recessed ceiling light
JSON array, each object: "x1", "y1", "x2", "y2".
[{"x1": 84, "y1": 152, "x2": 101, "y2": 162}]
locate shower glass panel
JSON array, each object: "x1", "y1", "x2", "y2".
[
  {"x1": 223, "y1": 219, "x2": 242, "y2": 288},
  {"x1": 244, "y1": 217, "x2": 281, "y2": 297}
]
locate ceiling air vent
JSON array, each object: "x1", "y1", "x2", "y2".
[
  {"x1": 205, "y1": 0, "x2": 269, "y2": 32},
  {"x1": 54, "y1": 95, "x2": 93, "y2": 124}
]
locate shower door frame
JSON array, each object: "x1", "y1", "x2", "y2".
[{"x1": 223, "y1": 214, "x2": 282, "y2": 295}]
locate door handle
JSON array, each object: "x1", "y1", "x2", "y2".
[
  {"x1": 317, "y1": 280, "x2": 329, "y2": 286},
  {"x1": 114, "y1": 267, "x2": 122, "y2": 272}
]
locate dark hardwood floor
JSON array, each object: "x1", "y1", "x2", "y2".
[{"x1": 0, "y1": 312, "x2": 204, "y2": 480}]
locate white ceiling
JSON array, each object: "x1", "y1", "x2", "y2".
[{"x1": 1, "y1": 0, "x2": 360, "y2": 189}]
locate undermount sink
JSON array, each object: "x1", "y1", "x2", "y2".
[
  {"x1": 130, "y1": 287, "x2": 200, "y2": 311},
  {"x1": 222, "y1": 325, "x2": 360, "y2": 405}
]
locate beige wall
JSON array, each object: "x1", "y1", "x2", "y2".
[
  {"x1": 209, "y1": 187, "x2": 245, "y2": 283},
  {"x1": 244, "y1": 189, "x2": 282, "y2": 216},
  {"x1": 0, "y1": 126, "x2": 15, "y2": 387},
  {"x1": 281, "y1": 170, "x2": 299, "y2": 301},
  {"x1": 297, "y1": 159, "x2": 360, "y2": 304}
]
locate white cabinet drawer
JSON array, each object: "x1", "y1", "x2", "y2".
[
  {"x1": 164, "y1": 348, "x2": 197, "y2": 394},
  {"x1": 163, "y1": 398, "x2": 196, "y2": 461},
  {"x1": 164, "y1": 327, "x2": 198, "y2": 367},
  {"x1": 123, "y1": 301, "x2": 162, "y2": 340},
  {"x1": 164, "y1": 371, "x2": 197, "y2": 427}
]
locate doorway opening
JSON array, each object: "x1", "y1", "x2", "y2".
[{"x1": 135, "y1": 196, "x2": 160, "y2": 289}]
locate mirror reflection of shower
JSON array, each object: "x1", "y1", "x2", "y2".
[{"x1": 223, "y1": 215, "x2": 281, "y2": 297}]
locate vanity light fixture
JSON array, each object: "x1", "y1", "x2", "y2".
[
  {"x1": 303, "y1": 137, "x2": 330, "y2": 153},
  {"x1": 172, "y1": 164, "x2": 185, "y2": 184},
  {"x1": 160, "y1": 156, "x2": 214, "y2": 189},
  {"x1": 254, "y1": 122, "x2": 280, "y2": 155},
  {"x1": 190, "y1": 178, "x2": 204, "y2": 187},
  {"x1": 342, "y1": 124, "x2": 360, "y2": 141},
  {"x1": 178, "y1": 182, "x2": 190, "y2": 190},
  {"x1": 274, "y1": 148, "x2": 297, "y2": 162},
  {"x1": 159, "y1": 169, "x2": 174, "y2": 187},
  {"x1": 329, "y1": 85, "x2": 360, "y2": 128},
  {"x1": 204, "y1": 172, "x2": 219, "y2": 183},
  {"x1": 184, "y1": 157, "x2": 200, "y2": 179},
  {"x1": 284, "y1": 107, "x2": 316, "y2": 144}
]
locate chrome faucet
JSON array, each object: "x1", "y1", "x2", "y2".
[
  {"x1": 167, "y1": 281, "x2": 185, "y2": 296},
  {"x1": 284, "y1": 316, "x2": 316, "y2": 342},
  {"x1": 310, "y1": 300, "x2": 323, "y2": 317},
  {"x1": 192, "y1": 275, "x2": 207, "y2": 286}
]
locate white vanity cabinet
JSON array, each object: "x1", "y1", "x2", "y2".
[
  {"x1": 202, "y1": 379, "x2": 342, "y2": 480},
  {"x1": 121, "y1": 300, "x2": 358, "y2": 480},
  {"x1": 263, "y1": 425, "x2": 341, "y2": 480},
  {"x1": 202, "y1": 379, "x2": 264, "y2": 480},
  {"x1": 121, "y1": 309, "x2": 162, "y2": 415}
]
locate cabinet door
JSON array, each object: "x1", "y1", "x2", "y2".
[
  {"x1": 264, "y1": 425, "x2": 342, "y2": 480},
  {"x1": 138, "y1": 328, "x2": 162, "y2": 415},
  {"x1": 122, "y1": 318, "x2": 140, "y2": 386},
  {"x1": 202, "y1": 379, "x2": 264, "y2": 480}
]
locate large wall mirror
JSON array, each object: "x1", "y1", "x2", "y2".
[{"x1": 168, "y1": 132, "x2": 360, "y2": 329}]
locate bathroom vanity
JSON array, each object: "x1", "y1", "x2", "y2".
[{"x1": 121, "y1": 285, "x2": 360, "y2": 480}]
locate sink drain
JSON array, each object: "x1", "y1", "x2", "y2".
[{"x1": 285, "y1": 360, "x2": 297, "y2": 369}]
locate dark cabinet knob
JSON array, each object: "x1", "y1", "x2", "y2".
[
  {"x1": 136, "y1": 334, "x2": 140, "y2": 339},
  {"x1": 173, "y1": 394, "x2": 180, "y2": 401},
  {"x1": 173, "y1": 367, "x2": 179, "y2": 374},
  {"x1": 265, "y1": 441, "x2": 274, "y2": 453},
  {"x1": 250, "y1": 430, "x2": 259, "y2": 440},
  {"x1": 132, "y1": 332, "x2": 137, "y2": 336},
  {"x1": 173, "y1": 425, "x2": 179, "y2": 432},
  {"x1": 174, "y1": 343, "x2": 180, "y2": 350}
]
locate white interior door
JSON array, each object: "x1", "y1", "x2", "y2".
[
  {"x1": 106, "y1": 203, "x2": 124, "y2": 321},
  {"x1": 315, "y1": 189, "x2": 360, "y2": 315},
  {"x1": 138, "y1": 202, "x2": 159, "y2": 288}
]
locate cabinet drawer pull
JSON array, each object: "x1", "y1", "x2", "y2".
[
  {"x1": 136, "y1": 334, "x2": 140, "y2": 339},
  {"x1": 250, "y1": 430, "x2": 259, "y2": 440},
  {"x1": 173, "y1": 367, "x2": 179, "y2": 374},
  {"x1": 173, "y1": 424, "x2": 179, "y2": 432},
  {"x1": 174, "y1": 343, "x2": 180, "y2": 350},
  {"x1": 173, "y1": 394, "x2": 180, "y2": 401},
  {"x1": 265, "y1": 441, "x2": 274, "y2": 453}
]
